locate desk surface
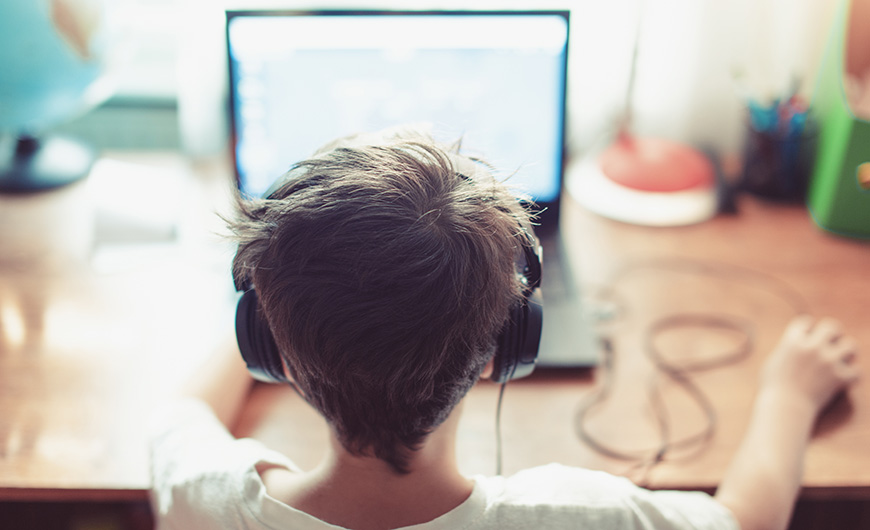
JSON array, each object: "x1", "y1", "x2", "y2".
[{"x1": 1, "y1": 153, "x2": 869, "y2": 501}]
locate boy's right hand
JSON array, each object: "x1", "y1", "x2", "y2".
[
  {"x1": 760, "y1": 315, "x2": 860, "y2": 416},
  {"x1": 716, "y1": 315, "x2": 860, "y2": 530}
]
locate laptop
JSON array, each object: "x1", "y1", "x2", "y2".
[{"x1": 225, "y1": 9, "x2": 598, "y2": 367}]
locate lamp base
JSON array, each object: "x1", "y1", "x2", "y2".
[
  {"x1": 567, "y1": 152, "x2": 718, "y2": 227},
  {"x1": 0, "y1": 134, "x2": 96, "y2": 193}
]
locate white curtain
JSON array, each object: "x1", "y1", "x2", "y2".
[{"x1": 567, "y1": 0, "x2": 838, "y2": 158}]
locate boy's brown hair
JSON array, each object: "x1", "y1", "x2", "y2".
[{"x1": 229, "y1": 134, "x2": 532, "y2": 472}]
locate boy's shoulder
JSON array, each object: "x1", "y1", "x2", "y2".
[
  {"x1": 476, "y1": 464, "x2": 737, "y2": 530},
  {"x1": 483, "y1": 463, "x2": 640, "y2": 507}
]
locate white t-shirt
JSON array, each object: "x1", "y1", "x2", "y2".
[{"x1": 150, "y1": 400, "x2": 738, "y2": 530}]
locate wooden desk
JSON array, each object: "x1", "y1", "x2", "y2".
[
  {"x1": 0, "y1": 153, "x2": 236, "y2": 501},
  {"x1": 1, "y1": 153, "x2": 869, "y2": 506},
  {"x1": 236, "y1": 190, "x2": 870, "y2": 499}
]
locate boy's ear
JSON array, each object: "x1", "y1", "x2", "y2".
[
  {"x1": 480, "y1": 359, "x2": 495, "y2": 381},
  {"x1": 283, "y1": 367, "x2": 307, "y2": 399}
]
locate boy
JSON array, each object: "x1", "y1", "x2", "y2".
[{"x1": 150, "y1": 131, "x2": 860, "y2": 530}]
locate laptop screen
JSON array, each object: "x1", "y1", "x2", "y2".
[{"x1": 226, "y1": 10, "x2": 569, "y2": 217}]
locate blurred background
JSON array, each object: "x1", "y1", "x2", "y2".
[{"x1": 41, "y1": 0, "x2": 837, "y2": 161}]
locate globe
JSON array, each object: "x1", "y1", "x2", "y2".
[{"x1": 0, "y1": 0, "x2": 111, "y2": 192}]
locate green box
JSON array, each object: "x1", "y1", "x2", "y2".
[{"x1": 807, "y1": 0, "x2": 870, "y2": 238}]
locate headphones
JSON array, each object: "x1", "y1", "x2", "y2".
[
  {"x1": 234, "y1": 170, "x2": 544, "y2": 385},
  {"x1": 489, "y1": 234, "x2": 544, "y2": 382}
]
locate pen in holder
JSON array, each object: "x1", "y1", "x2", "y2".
[{"x1": 739, "y1": 101, "x2": 817, "y2": 202}]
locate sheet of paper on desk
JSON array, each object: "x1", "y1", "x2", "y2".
[
  {"x1": 88, "y1": 158, "x2": 184, "y2": 246},
  {"x1": 85, "y1": 158, "x2": 242, "y2": 391},
  {"x1": 88, "y1": 157, "x2": 192, "y2": 276}
]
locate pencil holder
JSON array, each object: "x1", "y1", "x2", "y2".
[
  {"x1": 741, "y1": 120, "x2": 817, "y2": 202},
  {"x1": 806, "y1": 0, "x2": 870, "y2": 238}
]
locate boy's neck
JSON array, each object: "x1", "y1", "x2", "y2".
[{"x1": 261, "y1": 407, "x2": 473, "y2": 530}]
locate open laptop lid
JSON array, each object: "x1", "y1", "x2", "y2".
[{"x1": 226, "y1": 10, "x2": 570, "y2": 230}]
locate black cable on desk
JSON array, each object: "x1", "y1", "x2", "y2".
[{"x1": 573, "y1": 258, "x2": 810, "y2": 484}]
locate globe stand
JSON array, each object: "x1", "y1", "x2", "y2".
[{"x1": 0, "y1": 134, "x2": 96, "y2": 193}]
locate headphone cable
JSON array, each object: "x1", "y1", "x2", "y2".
[
  {"x1": 573, "y1": 257, "x2": 809, "y2": 483},
  {"x1": 495, "y1": 380, "x2": 509, "y2": 476}
]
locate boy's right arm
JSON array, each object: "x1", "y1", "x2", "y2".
[
  {"x1": 176, "y1": 330, "x2": 255, "y2": 429},
  {"x1": 714, "y1": 315, "x2": 860, "y2": 530}
]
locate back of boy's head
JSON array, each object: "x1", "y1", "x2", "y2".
[{"x1": 229, "y1": 131, "x2": 533, "y2": 473}]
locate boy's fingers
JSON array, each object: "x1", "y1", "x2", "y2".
[
  {"x1": 833, "y1": 336, "x2": 857, "y2": 358},
  {"x1": 835, "y1": 362, "x2": 861, "y2": 384},
  {"x1": 821, "y1": 337, "x2": 856, "y2": 365},
  {"x1": 844, "y1": 349, "x2": 857, "y2": 363},
  {"x1": 809, "y1": 317, "x2": 844, "y2": 345},
  {"x1": 830, "y1": 337, "x2": 860, "y2": 383},
  {"x1": 786, "y1": 314, "x2": 815, "y2": 338},
  {"x1": 838, "y1": 337, "x2": 858, "y2": 359}
]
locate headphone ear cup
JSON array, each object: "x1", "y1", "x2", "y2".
[
  {"x1": 490, "y1": 225, "x2": 544, "y2": 383},
  {"x1": 491, "y1": 305, "x2": 520, "y2": 384},
  {"x1": 491, "y1": 288, "x2": 543, "y2": 383},
  {"x1": 236, "y1": 289, "x2": 289, "y2": 383}
]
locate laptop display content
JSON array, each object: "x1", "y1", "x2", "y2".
[
  {"x1": 226, "y1": 11, "x2": 567, "y2": 217},
  {"x1": 226, "y1": 10, "x2": 598, "y2": 367}
]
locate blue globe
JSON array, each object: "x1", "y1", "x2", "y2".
[{"x1": 0, "y1": 0, "x2": 110, "y2": 192}]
